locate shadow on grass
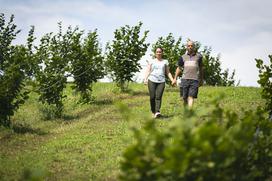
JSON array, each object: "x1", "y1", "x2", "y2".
[
  {"x1": 62, "y1": 99, "x2": 114, "y2": 121},
  {"x1": 165, "y1": 87, "x2": 179, "y2": 92},
  {"x1": 38, "y1": 98, "x2": 114, "y2": 122},
  {"x1": 155, "y1": 114, "x2": 175, "y2": 120},
  {"x1": 92, "y1": 98, "x2": 113, "y2": 105},
  {"x1": 62, "y1": 114, "x2": 79, "y2": 122},
  {"x1": 125, "y1": 88, "x2": 176, "y2": 97},
  {"x1": 126, "y1": 90, "x2": 149, "y2": 96},
  {"x1": 11, "y1": 123, "x2": 47, "y2": 135}
]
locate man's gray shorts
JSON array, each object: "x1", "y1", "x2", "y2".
[{"x1": 180, "y1": 79, "x2": 199, "y2": 99}]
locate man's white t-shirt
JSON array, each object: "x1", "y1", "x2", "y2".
[{"x1": 148, "y1": 59, "x2": 169, "y2": 83}]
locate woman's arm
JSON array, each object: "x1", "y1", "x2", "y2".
[
  {"x1": 144, "y1": 63, "x2": 151, "y2": 84},
  {"x1": 165, "y1": 66, "x2": 174, "y2": 83}
]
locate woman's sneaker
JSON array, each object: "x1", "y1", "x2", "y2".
[{"x1": 155, "y1": 112, "x2": 161, "y2": 118}]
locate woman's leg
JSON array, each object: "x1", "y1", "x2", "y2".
[
  {"x1": 148, "y1": 80, "x2": 156, "y2": 114},
  {"x1": 155, "y1": 82, "x2": 165, "y2": 113}
]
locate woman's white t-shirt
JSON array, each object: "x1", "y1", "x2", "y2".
[{"x1": 148, "y1": 59, "x2": 169, "y2": 83}]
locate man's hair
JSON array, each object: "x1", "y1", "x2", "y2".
[{"x1": 187, "y1": 39, "x2": 195, "y2": 46}]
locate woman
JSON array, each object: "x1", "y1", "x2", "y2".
[{"x1": 144, "y1": 47, "x2": 174, "y2": 118}]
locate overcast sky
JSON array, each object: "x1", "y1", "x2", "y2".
[{"x1": 1, "y1": 0, "x2": 272, "y2": 86}]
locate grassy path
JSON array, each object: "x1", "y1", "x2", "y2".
[{"x1": 0, "y1": 83, "x2": 263, "y2": 180}]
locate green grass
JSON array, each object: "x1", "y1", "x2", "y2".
[{"x1": 0, "y1": 83, "x2": 264, "y2": 180}]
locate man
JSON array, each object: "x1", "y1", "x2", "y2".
[{"x1": 172, "y1": 40, "x2": 203, "y2": 109}]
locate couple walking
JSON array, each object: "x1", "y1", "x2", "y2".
[{"x1": 144, "y1": 40, "x2": 204, "y2": 118}]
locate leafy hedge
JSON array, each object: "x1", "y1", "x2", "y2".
[
  {"x1": 106, "y1": 22, "x2": 149, "y2": 91},
  {"x1": 256, "y1": 55, "x2": 272, "y2": 119},
  {"x1": 119, "y1": 99, "x2": 272, "y2": 181},
  {"x1": 119, "y1": 54, "x2": 272, "y2": 180},
  {"x1": 0, "y1": 14, "x2": 35, "y2": 127},
  {"x1": 0, "y1": 14, "x2": 106, "y2": 124}
]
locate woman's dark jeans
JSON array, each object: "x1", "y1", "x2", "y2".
[{"x1": 148, "y1": 80, "x2": 165, "y2": 114}]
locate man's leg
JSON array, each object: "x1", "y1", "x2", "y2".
[
  {"x1": 180, "y1": 86, "x2": 187, "y2": 106},
  {"x1": 181, "y1": 79, "x2": 189, "y2": 107},
  {"x1": 187, "y1": 80, "x2": 199, "y2": 109},
  {"x1": 188, "y1": 96, "x2": 194, "y2": 109}
]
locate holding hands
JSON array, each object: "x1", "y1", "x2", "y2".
[
  {"x1": 171, "y1": 78, "x2": 177, "y2": 86},
  {"x1": 144, "y1": 79, "x2": 148, "y2": 85}
]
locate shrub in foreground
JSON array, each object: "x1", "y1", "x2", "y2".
[{"x1": 120, "y1": 100, "x2": 272, "y2": 181}]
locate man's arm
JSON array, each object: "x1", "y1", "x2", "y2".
[
  {"x1": 199, "y1": 55, "x2": 204, "y2": 86},
  {"x1": 172, "y1": 57, "x2": 184, "y2": 85},
  {"x1": 172, "y1": 67, "x2": 181, "y2": 85},
  {"x1": 174, "y1": 67, "x2": 181, "y2": 80},
  {"x1": 199, "y1": 65, "x2": 204, "y2": 86}
]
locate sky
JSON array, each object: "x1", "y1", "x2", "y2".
[{"x1": 1, "y1": 0, "x2": 272, "y2": 86}]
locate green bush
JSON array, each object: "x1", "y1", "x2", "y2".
[
  {"x1": 120, "y1": 99, "x2": 272, "y2": 180},
  {"x1": 0, "y1": 14, "x2": 35, "y2": 127},
  {"x1": 35, "y1": 23, "x2": 77, "y2": 117},
  {"x1": 70, "y1": 29, "x2": 105, "y2": 103},
  {"x1": 106, "y1": 22, "x2": 149, "y2": 91},
  {"x1": 255, "y1": 55, "x2": 272, "y2": 119},
  {"x1": 202, "y1": 47, "x2": 236, "y2": 86}
]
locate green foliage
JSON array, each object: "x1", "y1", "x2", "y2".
[
  {"x1": 202, "y1": 47, "x2": 236, "y2": 86},
  {"x1": 0, "y1": 14, "x2": 35, "y2": 127},
  {"x1": 35, "y1": 23, "x2": 75, "y2": 117},
  {"x1": 106, "y1": 22, "x2": 149, "y2": 91},
  {"x1": 151, "y1": 33, "x2": 186, "y2": 83},
  {"x1": 70, "y1": 29, "x2": 105, "y2": 103},
  {"x1": 120, "y1": 99, "x2": 272, "y2": 180},
  {"x1": 255, "y1": 55, "x2": 272, "y2": 118}
]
